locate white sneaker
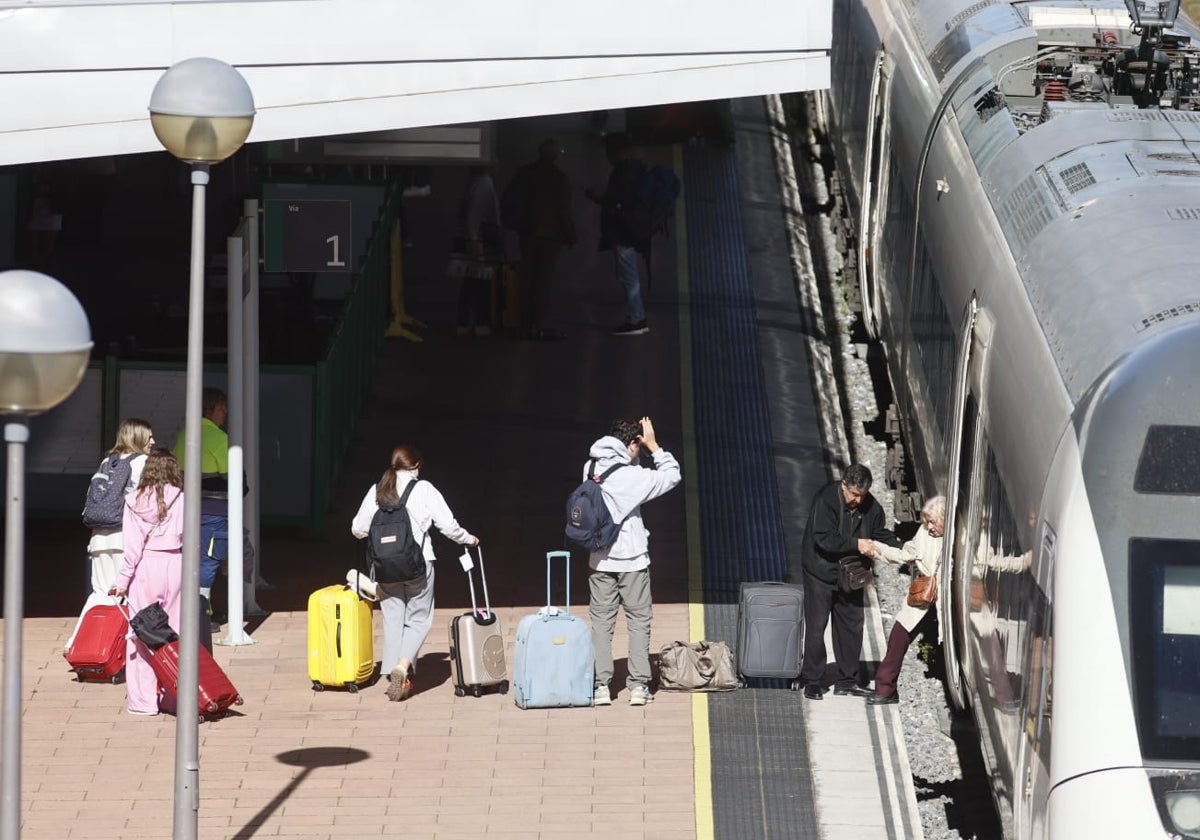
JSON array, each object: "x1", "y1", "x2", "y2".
[
  {"x1": 593, "y1": 685, "x2": 612, "y2": 706},
  {"x1": 629, "y1": 685, "x2": 653, "y2": 706},
  {"x1": 345, "y1": 569, "x2": 379, "y2": 602}
]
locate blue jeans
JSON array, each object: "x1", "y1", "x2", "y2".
[{"x1": 614, "y1": 244, "x2": 644, "y2": 324}]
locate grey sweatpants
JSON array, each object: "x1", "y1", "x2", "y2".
[
  {"x1": 589, "y1": 567, "x2": 653, "y2": 690},
  {"x1": 378, "y1": 562, "x2": 435, "y2": 674}
]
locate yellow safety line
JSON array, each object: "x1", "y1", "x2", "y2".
[{"x1": 674, "y1": 143, "x2": 715, "y2": 840}]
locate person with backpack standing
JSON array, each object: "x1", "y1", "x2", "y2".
[
  {"x1": 350, "y1": 444, "x2": 480, "y2": 701},
  {"x1": 586, "y1": 132, "x2": 652, "y2": 336},
  {"x1": 108, "y1": 449, "x2": 185, "y2": 716},
  {"x1": 67, "y1": 418, "x2": 155, "y2": 651},
  {"x1": 582, "y1": 417, "x2": 681, "y2": 706}
]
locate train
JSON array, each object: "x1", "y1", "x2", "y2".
[{"x1": 819, "y1": 0, "x2": 1200, "y2": 835}]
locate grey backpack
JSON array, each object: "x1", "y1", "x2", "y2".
[{"x1": 82, "y1": 454, "x2": 133, "y2": 529}]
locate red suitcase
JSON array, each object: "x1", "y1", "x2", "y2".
[
  {"x1": 64, "y1": 605, "x2": 127, "y2": 683},
  {"x1": 150, "y1": 640, "x2": 243, "y2": 719}
]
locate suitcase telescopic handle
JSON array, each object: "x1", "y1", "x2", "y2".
[
  {"x1": 546, "y1": 550, "x2": 571, "y2": 615},
  {"x1": 466, "y1": 545, "x2": 491, "y2": 619}
]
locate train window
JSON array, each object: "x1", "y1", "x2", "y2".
[
  {"x1": 1130, "y1": 537, "x2": 1200, "y2": 761},
  {"x1": 1135, "y1": 425, "x2": 1200, "y2": 495}
]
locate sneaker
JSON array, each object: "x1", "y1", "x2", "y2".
[
  {"x1": 385, "y1": 666, "x2": 412, "y2": 702},
  {"x1": 610, "y1": 320, "x2": 649, "y2": 336},
  {"x1": 628, "y1": 685, "x2": 653, "y2": 706},
  {"x1": 592, "y1": 685, "x2": 612, "y2": 706}
]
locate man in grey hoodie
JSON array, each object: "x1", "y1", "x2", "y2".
[{"x1": 586, "y1": 416, "x2": 681, "y2": 706}]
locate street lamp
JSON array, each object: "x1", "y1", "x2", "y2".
[
  {"x1": 0, "y1": 270, "x2": 91, "y2": 840},
  {"x1": 148, "y1": 57, "x2": 254, "y2": 840}
]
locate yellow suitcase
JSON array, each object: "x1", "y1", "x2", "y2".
[{"x1": 308, "y1": 584, "x2": 374, "y2": 692}]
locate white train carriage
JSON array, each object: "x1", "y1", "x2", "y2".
[{"x1": 822, "y1": 0, "x2": 1200, "y2": 835}]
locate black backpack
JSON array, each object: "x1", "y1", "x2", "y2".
[
  {"x1": 82, "y1": 454, "x2": 134, "y2": 529},
  {"x1": 368, "y1": 480, "x2": 428, "y2": 584},
  {"x1": 564, "y1": 461, "x2": 626, "y2": 553}
]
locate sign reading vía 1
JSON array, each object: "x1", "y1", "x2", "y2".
[{"x1": 263, "y1": 199, "x2": 352, "y2": 273}]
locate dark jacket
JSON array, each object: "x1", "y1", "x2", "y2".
[
  {"x1": 800, "y1": 481, "x2": 900, "y2": 587},
  {"x1": 599, "y1": 158, "x2": 646, "y2": 250},
  {"x1": 525, "y1": 160, "x2": 576, "y2": 244}
]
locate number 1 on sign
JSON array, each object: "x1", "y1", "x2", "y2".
[{"x1": 325, "y1": 234, "x2": 346, "y2": 268}]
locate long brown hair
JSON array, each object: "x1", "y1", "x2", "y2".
[
  {"x1": 375, "y1": 445, "x2": 423, "y2": 508},
  {"x1": 136, "y1": 449, "x2": 184, "y2": 521}
]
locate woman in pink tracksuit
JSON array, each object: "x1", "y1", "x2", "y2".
[{"x1": 109, "y1": 450, "x2": 184, "y2": 716}]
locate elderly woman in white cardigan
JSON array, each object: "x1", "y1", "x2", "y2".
[{"x1": 864, "y1": 495, "x2": 946, "y2": 705}]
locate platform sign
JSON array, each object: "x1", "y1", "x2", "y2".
[{"x1": 263, "y1": 199, "x2": 352, "y2": 273}]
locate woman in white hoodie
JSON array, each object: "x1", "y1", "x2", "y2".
[
  {"x1": 351, "y1": 444, "x2": 479, "y2": 701},
  {"x1": 865, "y1": 495, "x2": 945, "y2": 705},
  {"x1": 66, "y1": 418, "x2": 155, "y2": 650},
  {"x1": 109, "y1": 450, "x2": 185, "y2": 716}
]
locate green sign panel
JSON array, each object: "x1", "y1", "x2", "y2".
[{"x1": 263, "y1": 199, "x2": 353, "y2": 273}]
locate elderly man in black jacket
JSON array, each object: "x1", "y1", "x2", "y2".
[{"x1": 799, "y1": 464, "x2": 901, "y2": 700}]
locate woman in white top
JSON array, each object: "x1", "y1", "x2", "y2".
[
  {"x1": 865, "y1": 495, "x2": 945, "y2": 705},
  {"x1": 66, "y1": 418, "x2": 155, "y2": 650},
  {"x1": 351, "y1": 444, "x2": 479, "y2": 701}
]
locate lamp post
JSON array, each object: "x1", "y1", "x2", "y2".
[
  {"x1": 0, "y1": 270, "x2": 91, "y2": 840},
  {"x1": 148, "y1": 57, "x2": 254, "y2": 840}
]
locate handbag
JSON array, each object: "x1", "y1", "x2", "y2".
[
  {"x1": 907, "y1": 574, "x2": 937, "y2": 608},
  {"x1": 837, "y1": 557, "x2": 872, "y2": 591},
  {"x1": 129, "y1": 602, "x2": 179, "y2": 652},
  {"x1": 657, "y1": 641, "x2": 738, "y2": 692}
]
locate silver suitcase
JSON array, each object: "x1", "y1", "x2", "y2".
[{"x1": 448, "y1": 547, "x2": 508, "y2": 697}]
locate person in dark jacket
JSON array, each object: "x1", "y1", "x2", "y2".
[
  {"x1": 799, "y1": 464, "x2": 901, "y2": 700},
  {"x1": 585, "y1": 132, "x2": 650, "y2": 336},
  {"x1": 517, "y1": 139, "x2": 577, "y2": 340}
]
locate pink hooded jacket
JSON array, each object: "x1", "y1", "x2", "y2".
[{"x1": 115, "y1": 486, "x2": 184, "y2": 591}]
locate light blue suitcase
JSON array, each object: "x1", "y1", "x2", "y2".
[{"x1": 512, "y1": 551, "x2": 594, "y2": 709}]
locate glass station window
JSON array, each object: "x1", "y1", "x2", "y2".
[
  {"x1": 1135, "y1": 425, "x2": 1200, "y2": 495},
  {"x1": 1130, "y1": 538, "x2": 1200, "y2": 760}
]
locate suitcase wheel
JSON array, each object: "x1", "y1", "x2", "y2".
[
  {"x1": 109, "y1": 673, "x2": 122, "y2": 685},
  {"x1": 499, "y1": 680, "x2": 509, "y2": 695},
  {"x1": 312, "y1": 681, "x2": 325, "y2": 692},
  {"x1": 454, "y1": 686, "x2": 466, "y2": 698},
  {"x1": 234, "y1": 695, "x2": 244, "y2": 706},
  {"x1": 789, "y1": 680, "x2": 799, "y2": 691},
  {"x1": 346, "y1": 683, "x2": 359, "y2": 694},
  {"x1": 472, "y1": 687, "x2": 482, "y2": 698}
]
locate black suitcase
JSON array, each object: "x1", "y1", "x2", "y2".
[{"x1": 735, "y1": 581, "x2": 804, "y2": 689}]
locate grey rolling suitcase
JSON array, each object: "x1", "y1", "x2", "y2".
[
  {"x1": 736, "y1": 581, "x2": 804, "y2": 689},
  {"x1": 448, "y1": 546, "x2": 508, "y2": 697}
]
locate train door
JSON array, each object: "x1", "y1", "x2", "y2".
[
  {"x1": 940, "y1": 297, "x2": 992, "y2": 710},
  {"x1": 858, "y1": 48, "x2": 893, "y2": 339}
]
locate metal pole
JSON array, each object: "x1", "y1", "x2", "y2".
[
  {"x1": 242, "y1": 199, "x2": 263, "y2": 590},
  {"x1": 225, "y1": 232, "x2": 245, "y2": 634},
  {"x1": 221, "y1": 446, "x2": 249, "y2": 645},
  {"x1": 1, "y1": 418, "x2": 28, "y2": 840},
  {"x1": 174, "y1": 164, "x2": 208, "y2": 840}
]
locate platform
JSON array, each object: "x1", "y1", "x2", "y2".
[{"x1": 2, "y1": 98, "x2": 920, "y2": 839}]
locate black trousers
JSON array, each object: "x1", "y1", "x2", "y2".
[{"x1": 800, "y1": 572, "x2": 865, "y2": 686}]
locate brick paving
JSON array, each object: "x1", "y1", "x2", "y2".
[{"x1": 13, "y1": 600, "x2": 695, "y2": 839}]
